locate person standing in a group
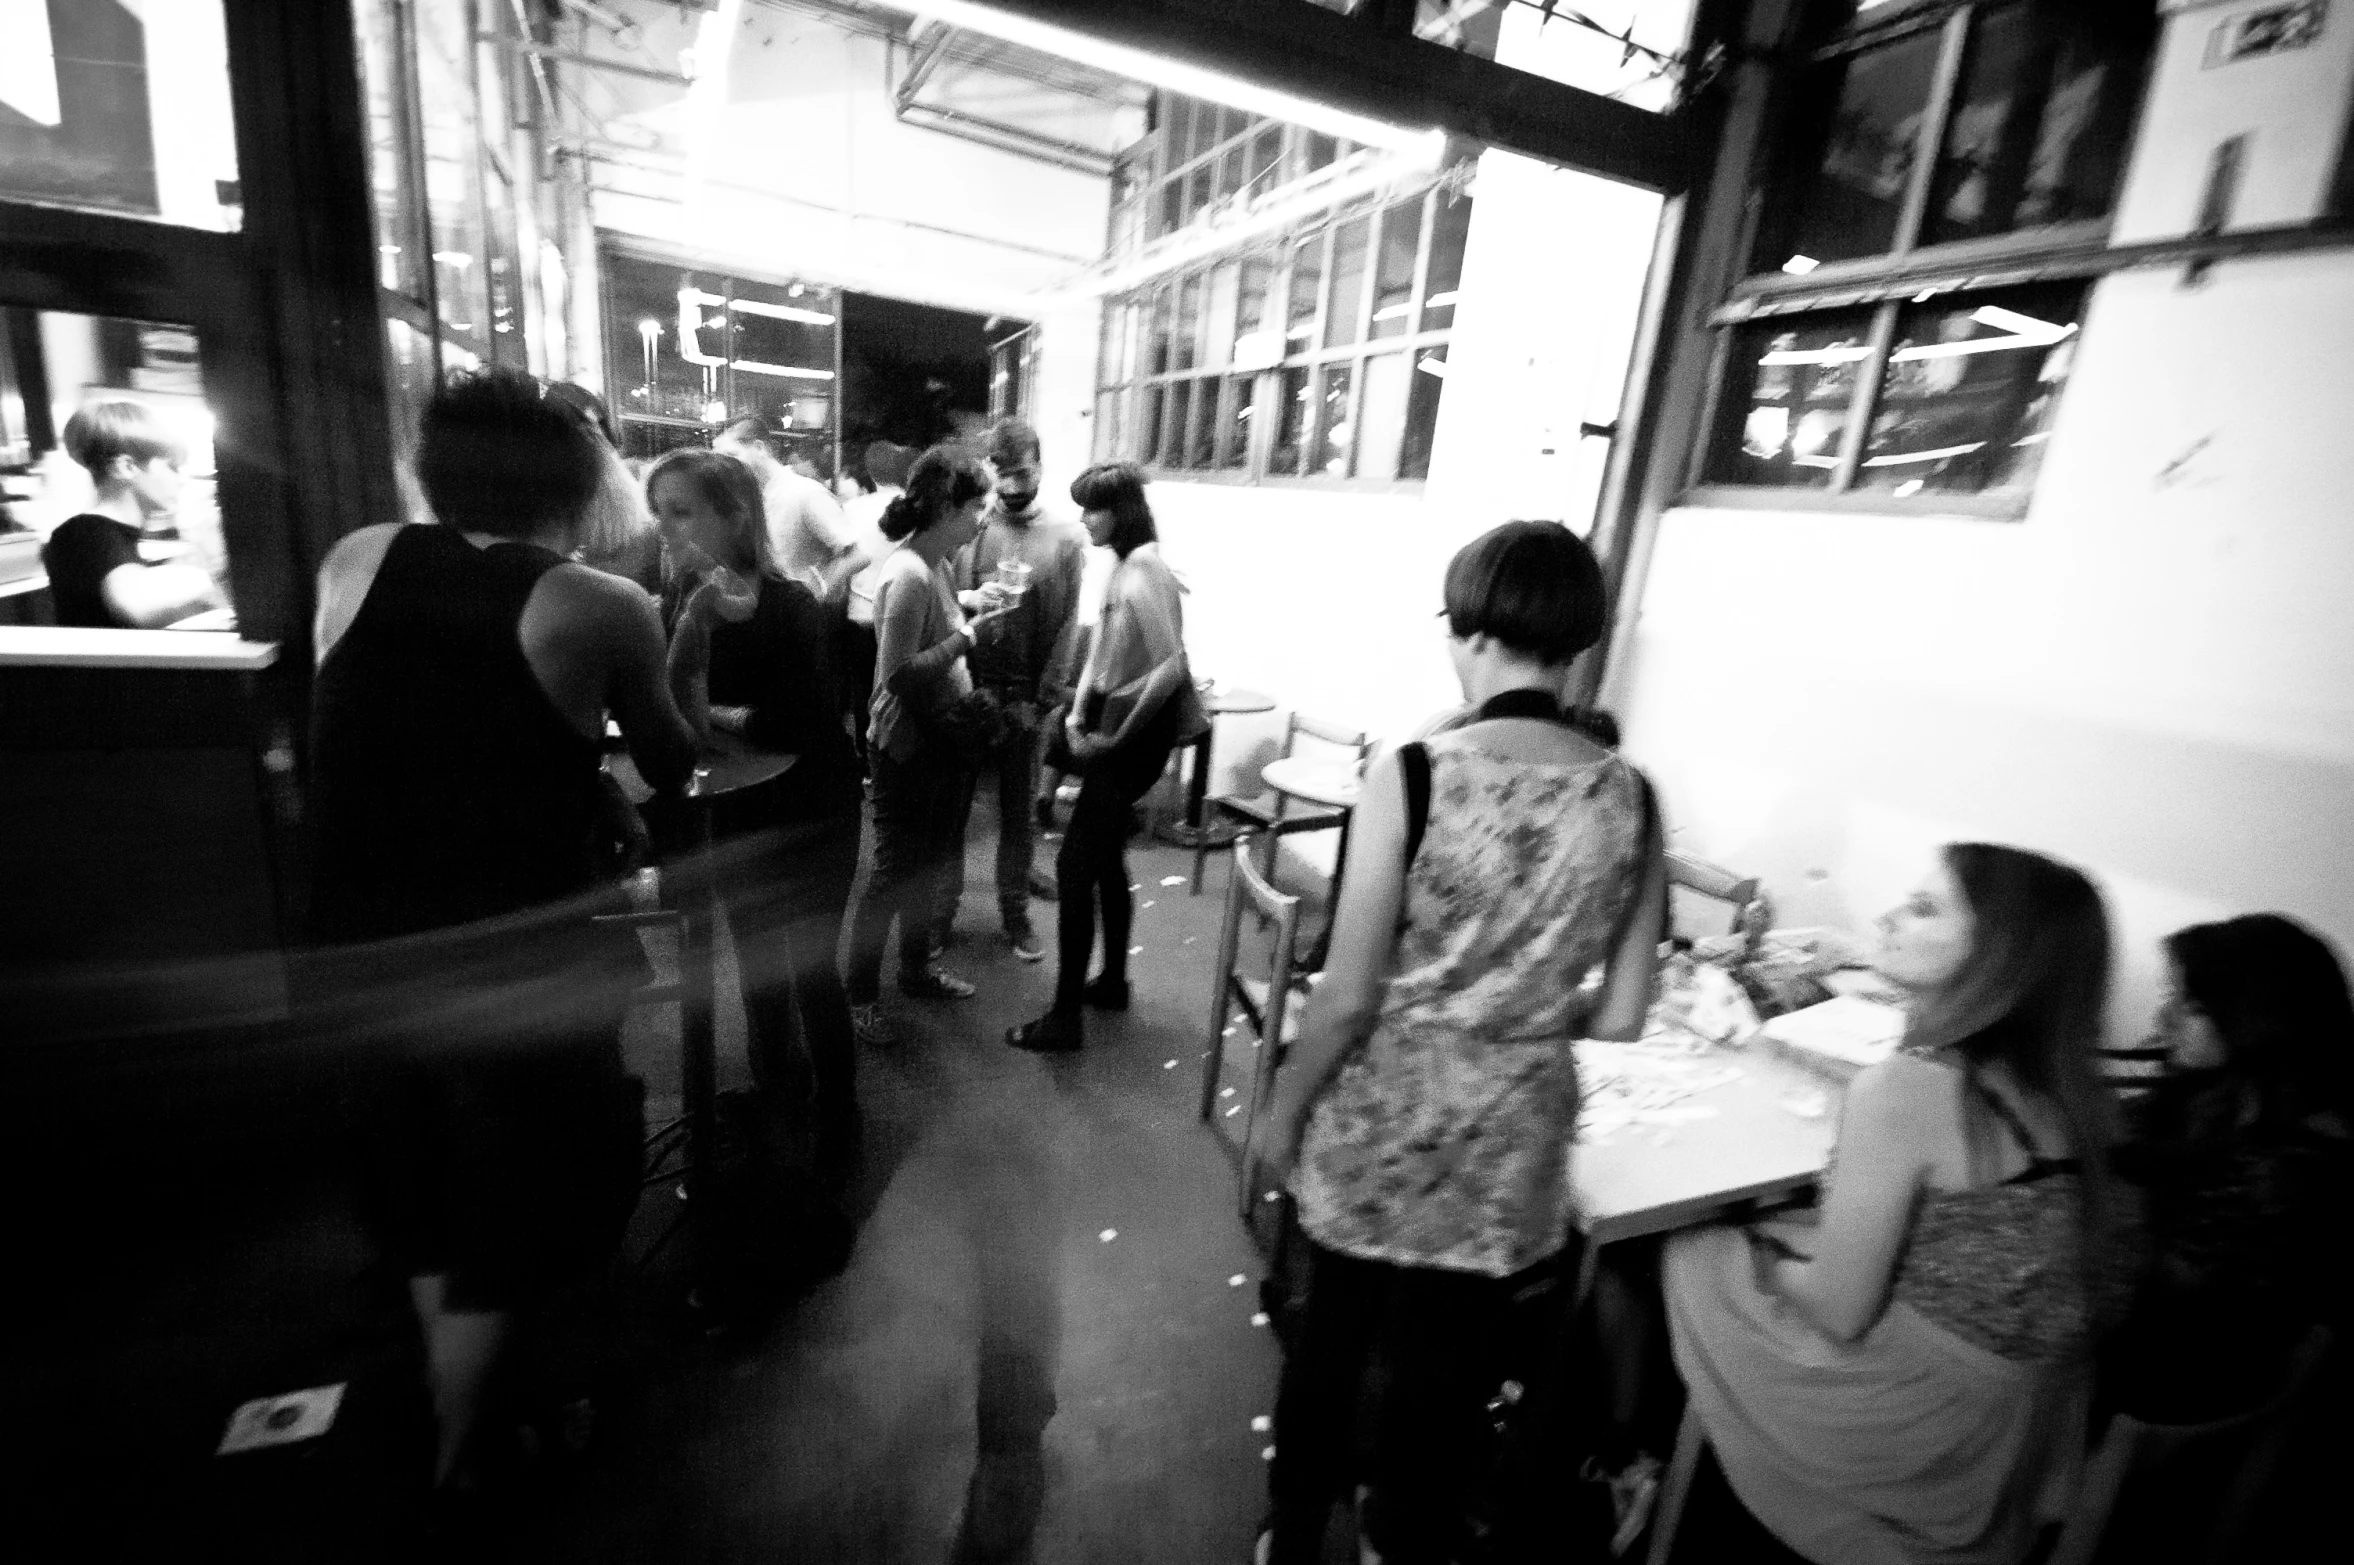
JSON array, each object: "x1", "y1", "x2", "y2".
[
  {"x1": 714, "y1": 415, "x2": 858, "y2": 599},
  {"x1": 942, "y1": 419, "x2": 1088, "y2": 963},
  {"x1": 841, "y1": 440, "x2": 913, "y2": 766},
  {"x1": 1006, "y1": 464, "x2": 1206, "y2": 1053},
  {"x1": 844, "y1": 446, "x2": 1012, "y2": 1040}
]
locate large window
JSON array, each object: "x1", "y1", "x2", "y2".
[
  {"x1": 1094, "y1": 185, "x2": 1469, "y2": 486},
  {"x1": 1106, "y1": 93, "x2": 1360, "y2": 263},
  {"x1": 1695, "y1": 1, "x2": 2157, "y2": 511}
]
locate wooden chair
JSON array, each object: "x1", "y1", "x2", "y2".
[
  {"x1": 1199, "y1": 836, "x2": 1305, "y2": 1217},
  {"x1": 2045, "y1": 1325, "x2": 2336, "y2": 1565},
  {"x1": 1664, "y1": 849, "x2": 1761, "y2": 941},
  {"x1": 1192, "y1": 710, "x2": 1371, "y2": 895}
]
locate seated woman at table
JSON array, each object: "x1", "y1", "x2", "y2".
[
  {"x1": 306, "y1": 367, "x2": 697, "y2": 1498},
  {"x1": 1005, "y1": 462, "x2": 1208, "y2": 1053},
  {"x1": 1250, "y1": 520, "x2": 1666, "y2": 1565},
  {"x1": 2101, "y1": 913, "x2": 2351, "y2": 1423},
  {"x1": 842, "y1": 445, "x2": 1012, "y2": 1035},
  {"x1": 1663, "y1": 844, "x2": 2125, "y2": 1565},
  {"x1": 647, "y1": 447, "x2": 867, "y2": 1162}
]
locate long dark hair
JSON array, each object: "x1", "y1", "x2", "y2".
[
  {"x1": 1909, "y1": 843, "x2": 2124, "y2": 1302},
  {"x1": 1070, "y1": 461, "x2": 1157, "y2": 557},
  {"x1": 2166, "y1": 914, "x2": 2354, "y2": 1134},
  {"x1": 643, "y1": 447, "x2": 773, "y2": 578},
  {"x1": 880, "y1": 445, "x2": 990, "y2": 541}
]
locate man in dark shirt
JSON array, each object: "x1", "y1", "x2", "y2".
[{"x1": 40, "y1": 399, "x2": 222, "y2": 629}]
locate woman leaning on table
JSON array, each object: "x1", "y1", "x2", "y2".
[
  {"x1": 1250, "y1": 519, "x2": 1667, "y2": 1565},
  {"x1": 1662, "y1": 844, "x2": 2128, "y2": 1565}
]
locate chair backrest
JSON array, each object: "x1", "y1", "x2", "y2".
[
  {"x1": 2047, "y1": 1324, "x2": 2336, "y2": 1565},
  {"x1": 1231, "y1": 832, "x2": 1302, "y2": 931},
  {"x1": 1203, "y1": 835, "x2": 1304, "y2": 1132},
  {"x1": 1282, "y1": 711, "x2": 1371, "y2": 767},
  {"x1": 1664, "y1": 849, "x2": 1761, "y2": 940}
]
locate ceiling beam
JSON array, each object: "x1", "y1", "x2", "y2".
[{"x1": 953, "y1": 0, "x2": 1697, "y2": 192}]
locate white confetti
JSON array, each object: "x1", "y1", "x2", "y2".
[
  {"x1": 1229, "y1": 1273, "x2": 1247, "y2": 1287},
  {"x1": 1099, "y1": 1229, "x2": 1118, "y2": 1242},
  {"x1": 1226, "y1": 1106, "x2": 1241, "y2": 1117},
  {"x1": 1222, "y1": 1027, "x2": 1236, "y2": 1038},
  {"x1": 1261, "y1": 1445, "x2": 1276, "y2": 1462},
  {"x1": 1160, "y1": 876, "x2": 1187, "y2": 886},
  {"x1": 1183, "y1": 936, "x2": 1196, "y2": 945},
  {"x1": 1129, "y1": 945, "x2": 1144, "y2": 955},
  {"x1": 1142, "y1": 900, "x2": 1155, "y2": 909},
  {"x1": 1221, "y1": 1087, "x2": 1236, "y2": 1098},
  {"x1": 1163, "y1": 1059, "x2": 1178, "y2": 1069},
  {"x1": 1263, "y1": 1191, "x2": 1283, "y2": 1203},
  {"x1": 1251, "y1": 1312, "x2": 1271, "y2": 1327},
  {"x1": 1251, "y1": 1415, "x2": 1272, "y2": 1432}
]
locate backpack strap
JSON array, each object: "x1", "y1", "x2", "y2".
[{"x1": 1400, "y1": 741, "x2": 1431, "y2": 868}]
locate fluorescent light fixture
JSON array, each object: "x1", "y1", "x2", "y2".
[
  {"x1": 1422, "y1": 290, "x2": 1459, "y2": 309},
  {"x1": 1781, "y1": 254, "x2": 1820, "y2": 275},
  {"x1": 1893, "y1": 478, "x2": 1924, "y2": 497},
  {"x1": 702, "y1": 399, "x2": 729, "y2": 422},
  {"x1": 1862, "y1": 441, "x2": 1986, "y2": 467},
  {"x1": 682, "y1": 287, "x2": 835, "y2": 327},
  {"x1": 432, "y1": 251, "x2": 474, "y2": 267},
  {"x1": 637, "y1": 318, "x2": 662, "y2": 338},
  {"x1": 1891, "y1": 329, "x2": 2072, "y2": 362},
  {"x1": 732, "y1": 360, "x2": 836, "y2": 381},
  {"x1": 1415, "y1": 354, "x2": 1447, "y2": 377},
  {"x1": 1758, "y1": 345, "x2": 1873, "y2": 367},
  {"x1": 1969, "y1": 305, "x2": 2071, "y2": 341},
  {"x1": 1371, "y1": 303, "x2": 1413, "y2": 322},
  {"x1": 906, "y1": 0, "x2": 1443, "y2": 153}
]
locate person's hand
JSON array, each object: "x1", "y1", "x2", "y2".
[
  {"x1": 965, "y1": 595, "x2": 1018, "y2": 642},
  {"x1": 685, "y1": 567, "x2": 759, "y2": 626},
  {"x1": 1250, "y1": 1099, "x2": 1308, "y2": 1196},
  {"x1": 708, "y1": 704, "x2": 753, "y2": 735},
  {"x1": 1066, "y1": 728, "x2": 1112, "y2": 762}
]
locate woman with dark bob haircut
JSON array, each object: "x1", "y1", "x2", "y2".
[
  {"x1": 1248, "y1": 519, "x2": 1663, "y2": 1562},
  {"x1": 2103, "y1": 914, "x2": 2351, "y2": 1422},
  {"x1": 645, "y1": 447, "x2": 866, "y2": 1167},
  {"x1": 1663, "y1": 842, "x2": 2126, "y2": 1563},
  {"x1": 842, "y1": 444, "x2": 1010, "y2": 1033},
  {"x1": 1005, "y1": 462, "x2": 1208, "y2": 1053}
]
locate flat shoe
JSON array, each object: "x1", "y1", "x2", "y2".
[
  {"x1": 1005, "y1": 1012, "x2": 1083, "y2": 1053},
  {"x1": 901, "y1": 968, "x2": 976, "y2": 1000}
]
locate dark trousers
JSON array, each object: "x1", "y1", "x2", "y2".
[
  {"x1": 711, "y1": 805, "x2": 862, "y2": 1118},
  {"x1": 839, "y1": 618, "x2": 877, "y2": 767},
  {"x1": 1051, "y1": 706, "x2": 1177, "y2": 1012},
  {"x1": 936, "y1": 689, "x2": 1046, "y2": 932},
  {"x1": 847, "y1": 741, "x2": 972, "y2": 1000},
  {"x1": 1268, "y1": 1238, "x2": 1558, "y2": 1565}
]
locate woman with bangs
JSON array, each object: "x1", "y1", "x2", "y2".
[
  {"x1": 1663, "y1": 844, "x2": 2127, "y2": 1564},
  {"x1": 648, "y1": 447, "x2": 865, "y2": 1167}
]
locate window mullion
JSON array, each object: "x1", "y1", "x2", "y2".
[
  {"x1": 1892, "y1": 5, "x2": 1974, "y2": 256},
  {"x1": 1829, "y1": 302, "x2": 1901, "y2": 492}
]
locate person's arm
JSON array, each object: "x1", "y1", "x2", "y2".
[
  {"x1": 1584, "y1": 790, "x2": 1667, "y2": 1042},
  {"x1": 1086, "y1": 561, "x2": 1189, "y2": 751},
  {"x1": 601, "y1": 583, "x2": 698, "y2": 796},
  {"x1": 1252, "y1": 751, "x2": 1410, "y2": 1188},
  {"x1": 102, "y1": 559, "x2": 223, "y2": 629},
  {"x1": 1755, "y1": 1056, "x2": 1936, "y2": 1343},
  {"x1": 1039, "y1": 536, "x2": 1087, "y2": 707},
  {"x1": 312, "y1": 523, "x2": 404, "y2": 662},
  {"x1": 884, "y1": 571, "x2": 1012, "y2": 701},
  {"x1": 665, "y1": 593, "x2": 716, "y2": 743}
]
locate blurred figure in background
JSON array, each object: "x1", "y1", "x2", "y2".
[
  {"x1": 549, "y1": 382, "x2": 663, "y2": 595},
  {"x1": 841, "y1": 440, "x2": 914, "y2": 767},
  {"x1": 305, "y1": 367, "x2": 695, "y2": 1501},
  {"x1": 715, "y1": 415, "x2": 857, "y2": 600},
  {"x1": 941, "y1": 418, "x2": 1088, "y2": 962},
  {"x1": 41, "y1": 399, "x2": 223, "y2": 628}
]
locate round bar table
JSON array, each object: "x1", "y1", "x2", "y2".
[{"x1": 1153, "y1": 683, "x2": 1277, "y2": 848}]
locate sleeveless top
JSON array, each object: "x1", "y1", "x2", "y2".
[
  {"x1": 1292, "y1": 730, "x2": 1651, "y2": 1276},
  {"x1": 1890, "y1": 1067, "x2": 2090, "y2": 1363},
  {"x1": 308, "y1": 525, "x2": 604, "y2": 943}
]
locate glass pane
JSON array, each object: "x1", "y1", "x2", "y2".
[
  {"x1": 1172, "y1": 275, "x2": 1202, "y2": 374},
  {"x1": 1185, "y1": 163, "x2": 1213, "y2": 225},
  {"x1": 1324, "y1": 218, "x2": 1370, "y2": 350},
  {"x1": 1356, "y1": 353, "x2": 1412, "y2": 481},
  {"x1": 1157, "y1": 177, "x2": 1183, "y2": 239},
  {"x1": 1219, "y1": 144, "x2": 1245, "y2": 202},
  {"x1": 1272, "y1": 366, "x2": 1312, "y2": 475},
  {"x1": 1187, "y1": 377, "x2": 1221, "y2": 469},
  {"x1": 0, "y1": 1, "x2": 240, "y2": 231},
  {"x1": 1164, "y1": 97, "x2": 1193, "y2": 164},
  {"x1": 1401, "y1": 345, "x2": 1446, "y2": 481},
  {"x1": 1203, "y1": 264, "x2": 1239, "y2": 371},
  {"x1": 1161, "y1": 379, "x2": 1193, "y2": 467},
  {"x1": 1135, "y1": 384, "x2": 1164, "y2": 463},
  {"x1": 1247, "y1": 126, "x2": 1282, "y2": 199},
  {"x1": 1922, "y1": 2, "x2": 2157, "y2": 248},
  {"x1": 1188, "y1": 97, "x2": 1218, "y2": 162},
  {"x1": 1701, "y1": 308, "x2": 1877, "y2": 489},
  {"x1": 1421, "y1": 193, "x2": 1472, "y2": 334},
  {"x1": 416, "y1": 0, "x2": 485, "y2": 347},
  {"x1": 726, "y1": 276, "x2": 838, "y2": 472},
  {"x1": 1311, "y1": 363, "x2": 1356, "y2": 478},
  {"x1": 482, "y1": 167, "x2": 526, "y2": 367},
  {"x1": 1370, "y1": 200, "x2": 1422, "y2": 340},
  {"x1": 1303, "y1": 132, "x2": 1339, "y2": 175},
  {"x1": 383, "y1": 315, "x2": 436, "y2": 469},
  {"x1": 1, "y1": 308, "x2": 231, "y2": 627},
  {"x1": 1856, "y1": 283, "x2": 2085, "y2": 499},
  {"x1": 1216, "y1": 106, "x2": 1244, "y2": 147},
  {"x1": 1286, "y1": 236, "x2": 1325, "y2": 354},
  {"x1": 1761, "y1": 29, "x2": 1943, "y2": 271},
  {"x1": 1215, "y1": 374, "x2": 1255, "y2": 470},
  {"x1": 354, "y1": 0, "x2": 426, "y2": 300},
  {"x1": 1093, "y1": 389, "x2": 1123, "y2": 463},
  {"x1": 1234, "y1": 260, "x2": 1271, "y2": 341},
  {"x1": 1145, "y1": 283, "x2": 1174, "y2": 375},
  {"x1": 604, "y1": 254, "x2": 710, "y2": 424}
]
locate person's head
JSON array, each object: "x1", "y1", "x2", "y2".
[
  {"x1": 2160, "y1": 914, "x2": 2354, "y2": 1129},
  {"x1": 643, "y1": 447, "x2": 772, "y2": 578},
  {"x1": 63, "y1": 399, "x2": 188, "y2": 519},
  {"x1": 544, "y1": 382, "x2": 619, "y2": 448},
  {"x1": 713, "y1": 415, "x2": 780, "y2": 476},
  {"x1": 415, "y1": 368, "x2": 605, "y2": 543},
  {"x1": 865, "y1": 440, "x2": 913, "y2": 491},
  {"x1": 1441, "y1": 522, "x2": 1608, "y2": 690},
  {"x1": 879, "y1": 445, "x2": 992, "y2": 550},
  {"x1": 1069, "y1": 462, "x2": 1156, "y2": 556},
  {"x1": 985, "y1": 419, "x2": 1043, "y2": 512}
]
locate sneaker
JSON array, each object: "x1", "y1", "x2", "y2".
[
  {"x1": 1581, "y1": 1452, "x2": 1663, "y2": 1558},
  {"x1": 1005, "y1": 917, "x2": 1046, "y2": 963},
  {"x1": 1080, "y1": 973, "x2": 1130, "y2": 1011},
  {"x1": 850, "y1": 1003, "x2": 896, "y2": 1045},
  {"x1": 1027, "y1": 868, "x2": 1059, "y2": 902},
  {"x1": 1005, "y1": 1010, "x2": 1083, "y2": 1053},
  {"x1": 901, "y1": 967, "x2": 976, "y2": 1000}
]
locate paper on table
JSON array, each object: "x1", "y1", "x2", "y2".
[{"x1": 1760, "y1": 995, "x2": 1907, "y2": 1078}]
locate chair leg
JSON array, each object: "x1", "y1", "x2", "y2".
[{"x1": 1644, "y1": 1402, "x2": 1706, "y2": 1565}]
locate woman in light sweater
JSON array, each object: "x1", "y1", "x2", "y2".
[
  {"x1": 843, "y1": 446, "x2": 1010, "y2": 1038},
  {"x1": 1006, "y1": 463, "x2": 1207, "y2": 1053}
]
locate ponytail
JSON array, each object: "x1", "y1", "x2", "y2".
[{"x1": 881, "y1": 444, "x2": 991, "y2": 540}]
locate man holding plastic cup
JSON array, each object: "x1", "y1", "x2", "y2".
[{"x1": 944, "y1": 418, "x2": 1089, "y2": 963}]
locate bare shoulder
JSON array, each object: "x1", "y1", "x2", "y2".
[
  {"x1": 320, "y1": 521, "x2": 406, "y2": 579},
  {"x1": 532, "y1": 560, "x2": 662, "y2": 642},
  {"x1": 1847, "y1": 1052, "x2": 1961, "y2": 1131}
]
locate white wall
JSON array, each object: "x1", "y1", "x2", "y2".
[{"x1": 1608, "y1": 5, "x2": 2354, "y2": 1040}]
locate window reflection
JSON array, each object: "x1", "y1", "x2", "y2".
[
  {"x1": 1855, "y1": 284, "x2": 2086, "y2": 498},
  {"x1": 1312, "y1": 363, "x2": 1355, "y2": 477},
  {"x1": 1761, "y1": 30, "x2": 1942, "y2": 271},
  {"x1": 1705, "y1": 309, "x2": 1878, "y2": 490}
]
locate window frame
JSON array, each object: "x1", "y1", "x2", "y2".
[{"x1": 1686, "y1": 0, "x2": 2162, "y2": 516}]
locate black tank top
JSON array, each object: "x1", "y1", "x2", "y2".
[{"x1": 307, "y1": 526, "x2": 603, "y2": 943}]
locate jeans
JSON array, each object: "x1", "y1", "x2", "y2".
[
  {"x1": 1267, "y1": 1238, "x2": 1563, "y2": 1565},
  {"x1": 1051, "y1": 702, "x2": 1177, "y2": 1011},
  {"x1": 847, "y1": 741, "x2": 973, "y2": 1000},
  {"x1": 935, "y1": 688, "x2": 1046, "y2": 933},
  {"x1": 708, "y1": 804, "x2": 862, "y2": 1118}
]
